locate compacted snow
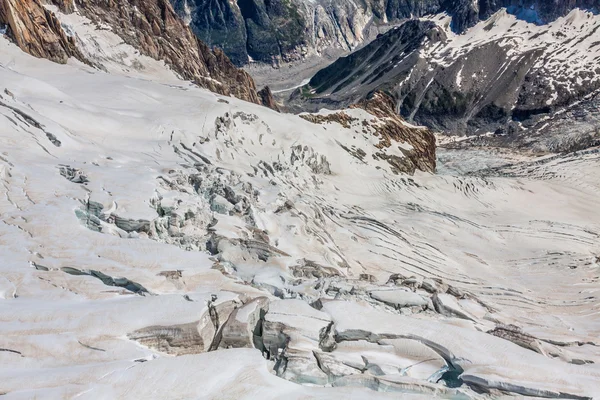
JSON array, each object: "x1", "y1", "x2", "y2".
[{"x1": 1, "y1": 17, "x2": 600, "y2": 399}]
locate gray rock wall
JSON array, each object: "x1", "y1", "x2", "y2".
[{"x1": 172, "y1": 0, "x2": 600, "y2": 66}]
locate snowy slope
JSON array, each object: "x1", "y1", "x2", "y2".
[
  {"x1": 425, "y1": 9, "x2": 600, "y2": 106},
  {"x1": 1, "y1": 18, "x2": 600, "y2": 400}
]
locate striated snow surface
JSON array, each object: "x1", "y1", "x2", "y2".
[{"x1": 1, "y1": 14, "x2": 600, "y2": 399}]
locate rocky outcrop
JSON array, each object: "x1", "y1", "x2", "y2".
[
  {"x1": 301, "y1": 91, "x2": 436, "y2": 174},
  {"x1": 353, "y1": 91, "x2": 436, "y2": 174},
  {"x1": 0, "y1": 0, "x2": 278, "y2": 105},
  {"x1": 299, "y1": 112, "x2": 358, "y2": 129},
  {"x1": 171, "y1": 0, "x2": 600, "y2": 66},
  {"x1": 71, "y1": 0, "x2": 260, "y2": 103},
  {"x1": 257, "y1": 86, "x2": 280, "y2": 112},
  {"x1": 0, "y1": 0, "x2": 87, "y2": 64},
  {"x1": 297, "y1": 10, "x2": 600, "y2": 149}
]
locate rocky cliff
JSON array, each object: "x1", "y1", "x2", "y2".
[
  {"x1": 300, "y1": 91, "x2": 436, "y2": 174},
  {"x1": 296, "y1": 8, "x2": 600, "y2": 152},
  {"x1": 0, "y1": 0, "x2": 276, "y2": 106},
  {"x1": 353, "y1": 91, "x2": 437, "y2": 174},
  {"x1": 0, "y1": 0, "x2": 85, "y2": 64},
  {"x1": 172, "y1": 0, "x2": 600, "y2": 66}
]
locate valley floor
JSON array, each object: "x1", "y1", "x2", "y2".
[
  {"x1": 1, "y1": 37, "x2": 599, "y2": 399},
  {"x1": 244, "y1": 51, "x2": 345, "y2": 94}
]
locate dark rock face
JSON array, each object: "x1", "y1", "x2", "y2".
[
  {"x1": 171, "y1": 0, "x2": 600, "y2": 66},
  {"x1": 172, "y1": 0, "x2": 307, "y2": 66},
  {"x1": 297, "y1": 11, "x2": 600, "y2": 149},
  {"x1": 171, "y1": 0, "x2": 249, "y2": 66},
  {"x1": 309, "y1": 20, "x2": 441, "y2": 97},
  {"x1": 257, "y1": 86, "x2": 280, "y2": 112},
  {"x1": 239, "y1": 0, "x2": 306, "y2": 64}
]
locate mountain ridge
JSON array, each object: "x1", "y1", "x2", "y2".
[
  {"x1": 173, "y1": 0, "x2": 600, "y2": 66},
  {"x1": 294, "y1": 9, "x2": 600, "y2": 153},
  {"x1": 0, "y1": 0, "x2": 273, "y2": 106}
]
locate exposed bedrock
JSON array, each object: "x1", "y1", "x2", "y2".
[
  {"x1": 301, "y1": 91, "x2": 436, "y2": 174},
  {"x1": 0, "y1": 0, "x2": 277, "y2": 107},
  {"x1": 171, "y1": 0, "x2": 600, "y2": 66},
  {"x1": 0, "y1": 0, "x2": 86, "y2": 64},
  {"x1": 296, "y1": 11, "x2": 600, "y2": 149}
]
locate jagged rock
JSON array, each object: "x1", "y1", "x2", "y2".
[
  {"x1": 300, "y1": 92, "x2": 436, "y2": 174},
  {"x1": 70, "y1": 0, "x2": 260, "y2": 103},
  {"x1": 0, "y1": 0, "x2": 265, "y2": 104},
  {"x1": 299, "y1": 112, "x2": 358, "y2": 129},
  {"x1": 172, "y1": 0, "x2": 594, "y2": 67},
  {"x1": 355, "y1": 92, "x2": 436, "y2": 174},
  {"x1": 257, "y1": 86, "x2": 280, "y2": 112},
  {"x1": 52, "y1": 0, "x2": 75, "y2": 13},
  {"x1": 0, "y1": 0, "x2": 87, "y2": 64}
]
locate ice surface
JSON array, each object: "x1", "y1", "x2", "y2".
[{"x1": 1, "y1": 9, "x2": 600, "y2": 398}]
